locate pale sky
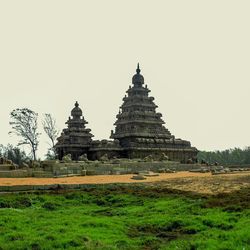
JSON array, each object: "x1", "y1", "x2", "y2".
[{"x1": 0, "y1": 1, "x2": 249, "y2": 159}]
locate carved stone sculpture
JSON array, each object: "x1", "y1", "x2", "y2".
[
  {"x1": 62, "y1": 154, "x2": 72, "y2": 163},
  {"x1": 79, "y1": 153, "x2": 88, "y2": 161}
]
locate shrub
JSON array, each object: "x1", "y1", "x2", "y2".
[{"x1": 42, "y1": 202, "x2": 58, "y2": 211}]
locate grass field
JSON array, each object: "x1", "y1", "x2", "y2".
[{"x1": 0, "y1": 185, "x2": 249, "y2": 250}]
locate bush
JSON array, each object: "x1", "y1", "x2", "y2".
[{"x1": 42, "y1": 202, "x2": 58, "y2": 210}]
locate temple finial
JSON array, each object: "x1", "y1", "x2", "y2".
[
  {"x1": 136, "y1": 63, "x2": 141, "y2": 74},
  {"x1": 75, "y1": 101, "x2": 79, "y2": 107}
]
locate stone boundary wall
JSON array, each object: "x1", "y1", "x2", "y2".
[
  {"x1": 0, "y1": 170, "x2": 29, "y2": 178},
  {"x1": 1, "y1": 161, "x2": 249, "y2": 178},
  {"x1": 81, "y1": 162, "x2": 200, "y2": 175},
  {"x1": 0, "y1": 183, "x2": 114, "y2": 193},
  {"x1": 0, "y1": 161, "x2": 200, "y2": 178},
  {"x1": 0, "y1": 170, "x2": 53, "y2": 178},
  {"x1": 225, "y1": 164, "x2": 250, "y2": 168}
]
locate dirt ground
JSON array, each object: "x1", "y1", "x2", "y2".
[{"x1": 0, "y1": 171, "x2": 249, "y2": 194}]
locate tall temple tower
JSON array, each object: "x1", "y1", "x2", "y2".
[
  {"x1": 55, "y1": 102, "x2": 93, "y2": 160},
  {"x1": 111, "y1": 64, "x2": 197, "y2": 161}
]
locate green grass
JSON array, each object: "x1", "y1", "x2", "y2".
[{"x1": 0, "y1": 185, "x2": 249, "y2": 250}]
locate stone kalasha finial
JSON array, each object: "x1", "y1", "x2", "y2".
[
  {"x1": 136, "y1": 63, "x2": 141, "y2": 74},
  {"x1": 71, "y1": 101, "x2": 82, "y2": 118},
  {"x1": 132, "y1": 63, "x2": 144, "y2": 85}
]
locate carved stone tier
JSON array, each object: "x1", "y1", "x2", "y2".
[
  {"x1": 55, "y1": 102, "x2": 93, "y2": 160},
  {"x1": 110, "y1": 64, "x2": 198, "y2": 161},
  {"x1": 111, "y1": 64, "x2": 173, "y2": 144}
]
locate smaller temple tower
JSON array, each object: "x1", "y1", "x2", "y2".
[{"x1": 55, "y1": 102, "x2": 93, "y2": 160}]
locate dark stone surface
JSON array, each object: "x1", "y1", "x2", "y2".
[
  {"x1": 55, "y1": 101, "x2": 93, "y2": 160},
  {"x1": 55, "y1": 65, "x2": 198, "y2": 163}
]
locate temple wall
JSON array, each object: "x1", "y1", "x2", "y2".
[
  {"x1": 126, "y1": 149, "x2": 197, "y2": 163},
  {"x1": 56, "y1": 144, "x2": 197, "y2": 164},
  {"x1": 0, "y1": 164, "x2": 14, "y2": 171},
  {"x1": 57, "y1": 147, "x2": 89, "y2": 161},
  {"x1": 0, "y1": 170, "x2": 29, "y2": 178},
  {"x1": 88, "y1": 149, "x2": 123, "y2": 161},
  {"x1": 0, "y1": 160, "x2": 202, "y2": 178}
]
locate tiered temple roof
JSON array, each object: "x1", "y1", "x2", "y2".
[
  {"x1": 55, "y1": 102, "x2": 93, "y2": 160},
  {"x1": 111, "y1": 64, "x2": 179, "y2": 148}
]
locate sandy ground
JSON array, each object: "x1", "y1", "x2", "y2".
[
  {"x1": 0, "y1": 172, "x2": 212, "y2": 186},
  {"x1": 0, "y1": 171, "x2": 250, "y2": 194}
]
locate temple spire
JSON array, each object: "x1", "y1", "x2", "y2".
[
  {"x1": 132, "y1": 63, "x2": 144, "y2": 85},
  {"x1": 136, "y1": 63, "x2": 141, "y2": 74}
]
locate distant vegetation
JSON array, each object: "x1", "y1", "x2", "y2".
[
  {"x1": 198, "y1": 147, "x2": 250, "y2": 165},
  {"x1": 0, "y1": 185, "x2": 249, "y2": 249},
  {"x1": 0, "y1": 144, "x2": 30, "y2": 166}
]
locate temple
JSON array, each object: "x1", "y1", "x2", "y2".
[
  {"x1": 55, "y1": 64, "x2": 198, "y2": 162},
  {"x1": 55, "y1": 101, "x2": 93, "y2": 160}
]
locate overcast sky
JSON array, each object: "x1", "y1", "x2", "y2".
[{"x1": 0, "y1": 1, "x2": 249, "y2": 158}]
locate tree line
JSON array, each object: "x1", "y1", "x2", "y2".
[
  {"x1": 197, "y1": 147, "x2": 250, "y2": 165},
  {"x1": 0, "y1": 144, "x2": 29, "y2": 166}
]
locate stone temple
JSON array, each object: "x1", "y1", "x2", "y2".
[{"x1": 55, "y1": 64, "x2": 198, "y2": 162}]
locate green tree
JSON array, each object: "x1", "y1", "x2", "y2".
[
  {"x1": 0, "y1": 144, "x2": 30, "y2": 165},
  {"x1": 198, "y1": 147, "x2": 250, "y2": 165}
]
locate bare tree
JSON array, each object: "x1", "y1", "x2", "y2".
[
  {"x1": 9, "y1": 108, "x2": 40, "y2": 160},
  {"x1": 42, "y1": 113, "x2": 59, "y2": 158}
]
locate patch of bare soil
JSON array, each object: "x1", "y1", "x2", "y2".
[
  {"x1": 150, "y1": 173, "x2": 250, "y2": 194},
  {"x1": 0, "y1": 171, "x2": 249, "y2": 194}
]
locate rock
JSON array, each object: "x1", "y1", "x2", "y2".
[
  {"x1": 144, "y1": 171, "x2": 159, "y2": 177},
  {"x1": 131, "y1": 175, "x2": 146, "y2": 180},
  {"x1": 158, "y1": 168, "x2": 166, "y2": 173},
  {"x1": 211, "y1": 171, "x2": 220, "y2": 175},
  {"x1": 165, "y1": 169, "x2": 175, "y2": 173},
  {"x1": 189, "y1": 169, "x2": 205, "y2": 173}
]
